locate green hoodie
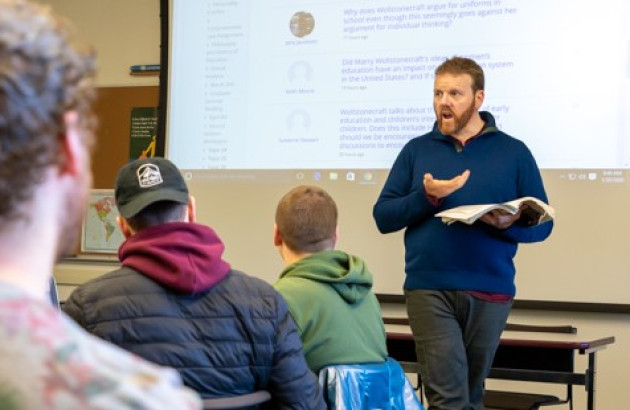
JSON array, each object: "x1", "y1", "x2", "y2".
[{"x1": 274, "y1": 250, "x2": 387, "y2": 373}]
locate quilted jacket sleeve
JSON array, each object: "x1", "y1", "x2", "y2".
[
  {"x1": 62, "y1": 286, "x2": 88, "y2": 329},
  {"x1": 267, "y1": 294, "x2": 326, "y2": 409}
]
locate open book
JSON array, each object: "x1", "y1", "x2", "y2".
[{"x1": 435, "y1": 196, "x2": 555, "y2": 226}]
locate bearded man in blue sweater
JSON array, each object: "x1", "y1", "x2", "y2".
[{"x1": 373, "y1": 56, "x2": 553, "y2": 409}]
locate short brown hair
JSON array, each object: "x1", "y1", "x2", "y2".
[
  {"x1": 435, "y1": 56, "x2": 485, "y2": 92},
  {"x1": 275, "y1": 185, "x2": 337, "y2": 253},
  {"x1": 0, "y1": 0, "x2": 97, "y2": 224}
]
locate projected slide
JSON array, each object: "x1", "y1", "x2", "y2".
[
  {"x1": 163, "y1": 1, "x2": 630, "y2": 305},
  {"x1": 167, "y1": 0, "x2": 630, "y2": 171}
]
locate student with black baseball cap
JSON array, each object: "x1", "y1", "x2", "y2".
[{"x1": 64, "y1": 157, "x2": 325, "y2": 408}]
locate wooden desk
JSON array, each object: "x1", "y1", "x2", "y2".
[{"x1": 386, "y1": 324, "x2": 615, "y2": 410}]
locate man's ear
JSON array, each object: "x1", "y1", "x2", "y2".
[
  {"x1": 187, "y1": 195, "x2": 196, "y2": 223},
  {"x1": 59, "y1": 110, "x2": 84, "y2": 176},
  {"x1": 273, "y1": 223, "x2": 283, "y2": 246},
  {"x1": 474, "y1": 89, "x2": 485, "y2": 110},
  {"x1": 116, "y1": 215, "x2": 134, "y2": 239}
]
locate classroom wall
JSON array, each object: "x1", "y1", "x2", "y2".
[
  {"x1": 37, "y1": 0, "x2": 160, "y2": 87},
  {"x1": 46, "y1": 1, "x2": 630, "y2": 408}
]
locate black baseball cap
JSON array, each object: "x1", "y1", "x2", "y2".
[{"x1": 115, "y1": 157, "x2": 189, "y2": 218}]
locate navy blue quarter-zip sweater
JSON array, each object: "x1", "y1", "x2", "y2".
[{"x1": 373, "y1": 112, "x2": 553, "y2": 295}]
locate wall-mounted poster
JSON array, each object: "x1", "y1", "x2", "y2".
[
  {"x1": 129, "y1": 106, "x2": 158, "y2": 160},
  {"x1": 81, "y1": 190, "x2": 125, "y2": 254}
]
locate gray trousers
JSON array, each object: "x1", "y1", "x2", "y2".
[{"x1": 405, "y1": 289, "x2": 512, "y2": 410}]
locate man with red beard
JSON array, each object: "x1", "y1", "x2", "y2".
[{"x1": 373, "y1": 57, "x2": 553, "y2": 409}]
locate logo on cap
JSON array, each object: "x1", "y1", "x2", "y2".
[{"x1": 137, "y1": 164, "x2": 163, "y2": 188}]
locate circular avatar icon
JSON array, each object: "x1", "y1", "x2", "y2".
[{"x1": 289, "y1": 11, "x2": 315, "y2": 38}]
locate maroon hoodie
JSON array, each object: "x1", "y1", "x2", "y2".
[{"x1": 118, "y1": 222, "x2": 231, "y2": 294}]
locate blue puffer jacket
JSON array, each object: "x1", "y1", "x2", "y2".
[{"x1": 63, "y1": 223, "x2": 324, "y2": 409}]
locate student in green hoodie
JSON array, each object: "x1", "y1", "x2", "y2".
[{"x1": 273, "y1": 185, "x2": 388, "y2": 373}]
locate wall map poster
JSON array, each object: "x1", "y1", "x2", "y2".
[{"x1": 81, "y1": 190, "x2": 125, "y2": 254}]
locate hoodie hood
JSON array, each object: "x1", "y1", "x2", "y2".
[
  {"x1": 279, "y1": 250, "x2": 374, "y2": 304},
  {"x1": 119, "y1": 222, "x2": 230, "y2": 294}
]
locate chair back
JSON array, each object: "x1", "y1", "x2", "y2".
[
  {"x1": 202, "y1": 390, "x2": 271, "y2": 409},
  {"x1": 49, "y1": 277, "x2": 60, "y2": 309},
  {"x1": 318, "y1": 357, "x2": 423, "y2": 410}
]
